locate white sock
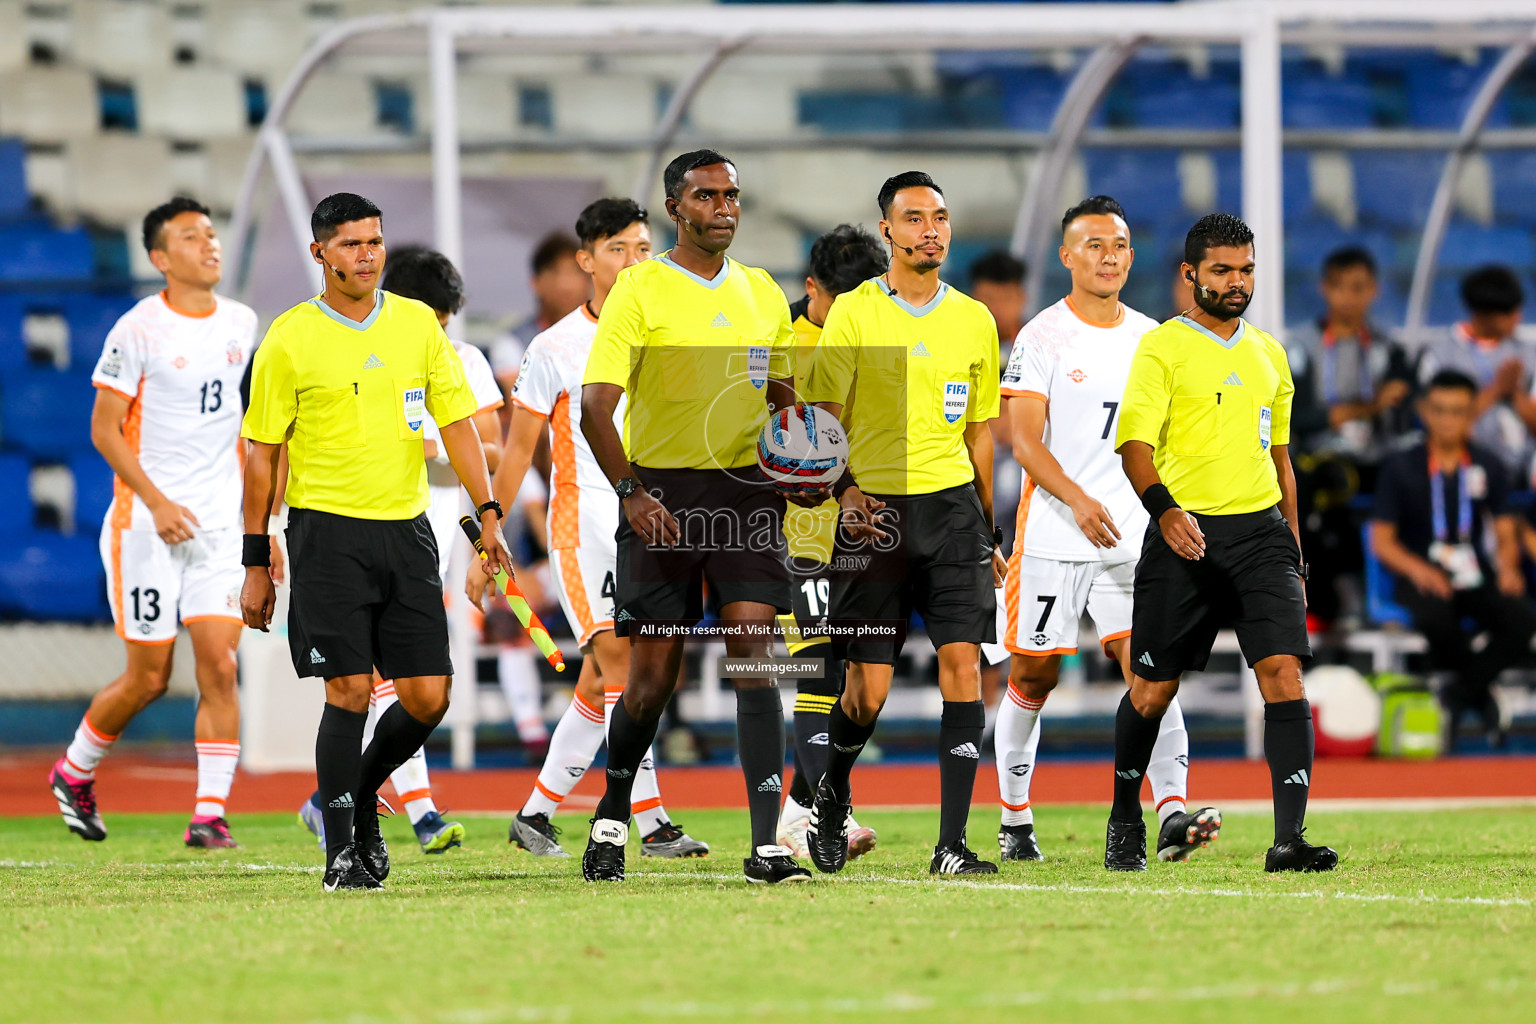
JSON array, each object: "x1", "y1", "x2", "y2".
[
  {"x1": 62, "y1": 714, "x2": 117, "y2": 781},
  {"x1": 996, "y1": 683, "x2": 1044, "y2": 827},
  {"x1": 603, "y1": 684, "x2": 668, "y2": 833},
  {"x1": 1149, "y1": 695, "x2": 1189, "y2": 826},
  {"x1": 781, "y1": 793, "x2": 809, "y2": 824},
  {"x1": 498, "y1": 646, "x2": 548, "y2": 744},
  {"x1": 521, "y1": 690, "x2": 606, "y2": 818},
  {"x1": 193, "y1": 739, "x2": 239, "y2": 820}
]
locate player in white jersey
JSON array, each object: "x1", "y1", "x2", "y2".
[
  {"x1": 470, "y1": 197, "x2": 706, "y2": 859},
  {"x1": 49, "y1": 198, "x2": 258, "y2": 848},
  {"x1": 995, "y1": 196, "x2": 1220, "y2": 864},
  {"x1": 293, "y1": 245, "x2": 503, "y2": 854}
]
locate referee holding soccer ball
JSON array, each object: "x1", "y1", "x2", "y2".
[
  {"x1": 1109, "y1": 213, "x2": 1335, "y2": 874},
  {"x1": 240, "y1": 193, "x2": 511, "y2": 892}
]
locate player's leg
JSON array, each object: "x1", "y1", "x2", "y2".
[
  {"x1": 498, "y1": 640, "x2": 549, "y2": 752},
  {"x1": 778, "y1": 565, "x2": 840, "y2": 852},
  {"x1": 512, "y1": 654, "x2": 604, "y2": 856},
  {"x1": 806, "y1": 658, "x2": 891, "y2": 873},
  {"x1": 53, "y1": 527, "x2": 179, "y2": 841},
  {"x1": 931, "y1": 641, "x2": 990, "y2": 874},
  {"x1": 184, "y1": 617, "x2": 243, "y2": 848},
  {"x1": 368, "y1": 676, "x2": 462, "y2": 855}
]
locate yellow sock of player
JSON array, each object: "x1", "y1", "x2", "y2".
[
  {"x1": 62, "y1": 715, "x2": 117, "y2": 781},
  {"x1": 193, "y1": 739, "x2": 239, "y2": 821}
]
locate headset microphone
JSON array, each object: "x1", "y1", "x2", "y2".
[
  {"x1": 1186, "y1": 270, "x2": 1216, "y2": 300},
  {"x1": 883, "y1": 229, "x2": 916, "y2": 256}
]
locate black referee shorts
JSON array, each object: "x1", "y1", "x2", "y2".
[
  {"x1": 830, "y1": 482, "x2": 995, "y2": 665},
  {"x1": 285, "y1": 508, "x2": 452, "y2": 680},
  {"x1": 1130, "y1": 505, "x2": 1311, "y2": 682},
  {"x1": 614, "y1": 466, "x2": 792, "y2": 636}
]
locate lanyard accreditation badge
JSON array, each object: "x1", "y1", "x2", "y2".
[{"x1": 1428, "y1": 457, "x2": 1482, "y2": 590}]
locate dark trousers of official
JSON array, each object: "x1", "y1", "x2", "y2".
[{"x1": 1395, "y1": 581, "x2": 1536, "y2": 736}]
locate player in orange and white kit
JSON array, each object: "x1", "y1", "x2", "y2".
[
  {"x1": 994, "y1": 196, "x2": 1219, "y2": 863},
  {"x1": 50, "y1": 198, "x2": 258, "y2": 848},
  {"x1": 471, "y1": 197, "x2": 706, "y2": 858}
]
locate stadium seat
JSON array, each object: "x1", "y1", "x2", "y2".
[
  {"x1": 1212, "y1": 149, "x2": 1313, "y2": 220},
  {"x1": 1121, "y1": 65, "x2": 1241, "y2": 129},
  {"x1": 691, "y1": 75, "x2": 798, "y2": 136},
  {"x1": 1085, "y1": 148, "x2": 1182, "y2": 220},
  {"x1": 68, "y1": 135, "x2": 175, "y2": 227},
  {"x1": 555, "y1": 76, "x2": 660, "y2": 140},
  {"x1": 64, "y1": 292, "x2": 136, "y2": 369},
  {"x1": 68, "y1": 452, "x2": 113, "y2": 532},
  {"x1": 1362, "y1": 525, "x2": 1413, "y2": 629},
  {"x1": 287, "y1": 72, "x2": 378, "y2": 138},
  {"x1": 1436, "y1": 221, "x2": 1536, "y2": 272},
  {"x1": 205, "y1": 1, "x2": 311, "y2": 79},
  {"x1": 0, "y1": 222, "x2": 94, "y2": 282},
  {"x1": 0, "y1": 136, "x2": 27, "y2": 220},
  {"x1": 0, "y1": 454, "x2": 32, "y2": 534},
  {"x1": 201, "y1": 137, "x2": 258, "y2": 213},
  {"x1": 0, "y1": 293, "x2": 25, "y2": 372},
  {"x1": 413, "y1": 73, "x2": 518, "y2": 143},
  {"x1": 0, "y1": 2, "x2": 25, "y2": 74},
  {"x1": 1351, "y1": 151, "x2": 1441, "y2": 231},
  {"x1": 73, "y1": 0, "x2": 175, "y2": 74},
  {"x1": 1405, "y1": 54, "x2": 1509, "y2": 130},
  {"x1": 136, "y1": 69, "x2": 249, "y2": 140},
  {"x1": 1282, "y1": 72, "x2": 1376, "y2": 128},
  {"x1": 0, "y1": 528, "x2": 108, "y2": 622},
  {"x1": 990, "y1": 66, "x2": 1077, "y2": 133},
  {"x1": 1487, "y1": 151, "x2": 1536, "y2": 224},
  {"x1": 0, "y1": 368, "x2": 96, "y2": 461},
  {"x1": 0, "y1": 67, "x2": 99, "y2": 143}
]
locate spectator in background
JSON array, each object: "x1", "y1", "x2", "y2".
[
  {"x1": 491, "y1": 231, "x2": 591, "y2": 397},
  {"x1": 1288, "y1": 247, "x2": 1416, "y2": 463},
  {"x1": 1417, "y1": 265, "x2": 1534, "y2": 474},
  {"x1": 1169, "y1": 257, "x2": 1194, "y2": 319},
  {"x1": 1370, "y1": 370, "x2": 1534, "y2": 750}
]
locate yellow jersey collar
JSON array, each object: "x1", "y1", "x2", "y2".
[
  {"x1": 877, "y1": 277, "x2": 948, "y2": 319},
  {"x1": 310, "y1": 291, "x2": 386, "y2": 332},
  {"x1": 654, "y1": 251, "x2": 731, "y2": 290},
  {"x1": 1175, "y1": 314, "x2": 1246, "y2": 350}
]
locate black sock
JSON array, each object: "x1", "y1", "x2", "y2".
[
  {"x1": 790, "y1": 652, "x2": 842, "y2": 806},
  {"x1": 824, "y1": 698, "x2": 877, "y2": 804},
  {"x1": 358, "y1": 702, "x2": 435, "y2": 800},
  {"x1": 937, "y1": 700, "x2": 984, "y2": 847},
  {"x1": 1264, "y1": 698, "x2": 1314, "y2": 844},
  {"x1": 315, "y1": 704, "x2": 367, "y2": 865},
  {"x1": 1111, "y1": 691, "x2": 1164, "y2": 823},
  {"x1": 595, "y1": 697, "x2": 659, "y2": 824},
  {"x1": 736, "y1": 686, "x2": 787, "y2": 849}
]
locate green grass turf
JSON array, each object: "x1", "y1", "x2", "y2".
[{"x1": 2, "y1": 806, "x2": 1534, "y2": 1024}]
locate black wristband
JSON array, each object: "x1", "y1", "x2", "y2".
[
  {"x1": 832, "y1": 467, "x2": 858, "y2": 499},
  {"x1": 1140, "y1": 483, "x2": 1180, "y2": 521},
  {"x1": 242, "y1": 533, "x2": 271, "y2": 568}
]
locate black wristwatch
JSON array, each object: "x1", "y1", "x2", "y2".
[
  {"x1": 614, "y1": 476, "x2": 640, "y2": 501},
  {"x1": 1296, "y1": 562, "x2": 1310, "y2": 581},
  {"x1": 476, "y1": 499, "x2": 504, "y2": 521},
  {"x1": 992, "y1": 526, "x2": 1004, "y2": 548}
]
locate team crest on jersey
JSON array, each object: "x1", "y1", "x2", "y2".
[
  {"x1": 747, "y1": 345, "x2": 769, "y2": 390},
  {"x1": 1067, "y1": 368, "x2": 1087, "y2": 383},
  {"x1": 943, "y1": 381, "x2": 970, "y2": 424},
  {"x1": 100, "y1": 343, "x2": 123, "y2": 378},
  {"x1": 173, "y1": 356, "x2": 188, "y2": 369},
  {"x1": 402, "y1": 386, "x2": 426, "y2": 432},
  {"x1": 226, "y1": 340, "x2": 244, "y2": 365}
]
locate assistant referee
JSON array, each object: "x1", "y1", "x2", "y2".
[
  {"x1": 240, "y1": 193, "x2": 511, "y2": 892},
  {"x1": 1110, "y1": 212, "x2": 1335, "y2": 874}
]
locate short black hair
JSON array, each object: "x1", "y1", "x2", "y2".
[
  {"x1": 662, "y1": 149, "x2": 735, "y2": 201},
  {"x1": 382, "y1": 245, "x2": 464, "y2": 316},
  {"x1": 530, "y1": 231, "x2": 580, "y2": 276},
  {"x1": 1460, "y1": 264, "x2": 1524, "y2": 315},
  {"x1": 878, "y1": 171, "x2": 943, "y2": 218},
  {"x1": 1425, "y1": 369, "x2": 1480, "y2": 398},
  {"x1": 969, "y1": 249, "x2": 1026, "y2": 288},
  {"x1": 1184, "y1": 212, "x2": 1254, "y2": 267},
  {"x1": 808, "y1": 224, "x2": 888, "y2": 296},
  {"x1": 1061, "y1": 194, "x2": 1128, "y2": 236},
  {"x1": 311, "y1": 192, "x2": 382, "y2": 243},
  {"x1": 575, "y1": 197, "x2": 648, "y2": 250},
  {"x1": 1321, "y1": 245, "x2": 1376, "y2": 279},
  {"x1": 142, "y1": 196, "x2": 210, "y2": 254}
]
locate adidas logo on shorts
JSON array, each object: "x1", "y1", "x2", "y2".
[
  {"x1": 1138, "y1": 652, "x2": 1154, "y2": 668},
  {"x1": 949, "y1": 742, "x2": 980, "y2": 759},
  {"x1": 310, "y1": 648, "x2": 326, "y2": 664},
  {"x1": 757, "y1": 774, "x2": 782, "y2": 793}
]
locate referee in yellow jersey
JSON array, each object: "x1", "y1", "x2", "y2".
[
  {"x1": 579, "y1": 150, "x2": 809, "y2": 885},
  {"x1": 802, "y1": 171, "x2": 1006, "y2": 877},
  {"x1": 239, "y1": 193, "x2": 511, "y2": 892},
  {"x1": 1110, "y1": 213, "x2": 1335, "y2": 874}
]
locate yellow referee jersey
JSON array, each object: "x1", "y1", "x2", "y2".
[
  {"x1": 1116, "y1": 315, "x2": 1294, "y2": 515},
  {"x1": 802, "y1": 279, "x2": 999, "y2": 496},
  {"x1": 242, "y1": 292, "x2": 477, "y2": 520},
  {"x1": 582, "y1": 253, "x2": 794, "y2": 471},
  {"x1": 783, "y1": 299, "x2": 839, "y2": 565}
]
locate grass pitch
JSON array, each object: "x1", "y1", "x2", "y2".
[{"x1": 2, "y1": 805, "x2": 1534, "y2": 1024}]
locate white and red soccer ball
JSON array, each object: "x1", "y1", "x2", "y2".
[{"x1": 757, "y1": 404, "x2": 849, "y2": 495}]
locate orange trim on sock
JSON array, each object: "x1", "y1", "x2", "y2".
[
  {"x1": 1155, "y1": 794, "x2": 1186, "y2": 811},
  {"x1": 397, "y1": 787, "x2": 431, "y2": 804},
  {"x1": 631, "y1": 797, "x2": 664, "y2": 814},
  {"x1": 82, "y1": 716, "x2": 119, "y2": 745},
  {"x1": 533, "y1": 779, "x2": 566, "y2": 803},
  {"x1": 573, "y1": 691, "x2": 603, "y2": 722},
  {"x1": 63, "y1": 756, "x2": 93, "y2": 777},
  {"x1": 1000, "y1": 799, "x2": 1031, "y2": 812}
]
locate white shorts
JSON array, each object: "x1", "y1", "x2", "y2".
[
  {"x1": 1003, "y1": 553, "x2": 1135, "y2": 657},
  {"x1": 549, "y1": 537, "x2": 616, "y2": 647},
  {"x1": 100, "y1": 518, "x2": 243, "y2": 644},
  {"x1": 426, "y1": 482, "x2": 467, "y2": 580}
]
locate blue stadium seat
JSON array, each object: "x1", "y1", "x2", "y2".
[
  {"x1": 1085, "y1": 148, "x2": 1182, "y2": 220},
  {"x1": 1405, "y1": 54, "x2": 1509, "y2": 130},
  {"x1": 1487, "y1": 151, "x2": 1536, "y2": 223},
  {"x1": 1282, "y1": 73, "x2": 1377, "y2": 128},
  {"x1": 0, "y1": 138, "x2": 28, "y2": 221},
  {"x1": 1437, "y1": 220, "x2": 1536, "y2": 271},
  {"x1": 1351, "y1": 152, "x2": 1442, "y2": 230},
  {"x1": 1362, "y1": 525, "x2": 1413, "y2": 629},
  {"x1": 0, "y1": 294, "x2": 26, "y2": 373},
  {"x1": 0, "y1": 223, "x2": 95, "y2": 282},
  {"x1": 64, "y1": 292, "x2": 136, "y2": 369},
  {"x1": 69, "y1": 453, "x2": 113, "y2": 532},
  {"x1": 0, "y1": 368, "x2": 97, "y2": 461},
  {"x1": 1213, "y1": 149, "x2": 1313, "y2": 220},
  {"x1": 0, "y1": 454, "x2": 33, "y2": 534},
  {"x1": 992, "y1": 67, "x2": 1074, "y2": 133},
  {"x1": 0, "y1": 529, "x2": 108, "y2": 622}
]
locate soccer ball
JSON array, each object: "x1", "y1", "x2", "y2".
[{"x1": 757, "y1": 404, "x2": 849, "y2": 495}]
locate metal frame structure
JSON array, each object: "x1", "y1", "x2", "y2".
[{"x1": 230, "y1": 1, "x2": 1536, "y2": 339}]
